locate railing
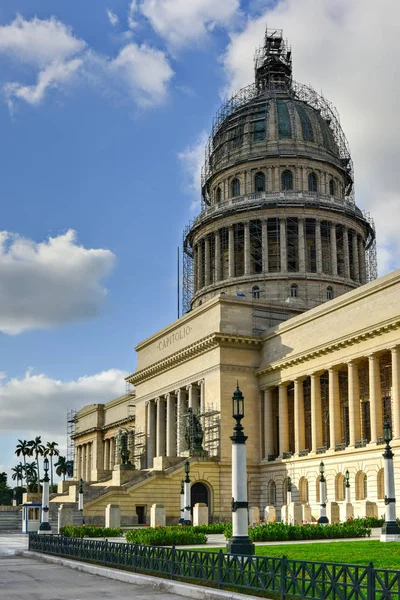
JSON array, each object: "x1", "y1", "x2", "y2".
[
  {"x1": 335, "y1": 443, "x2": 347, "y2": 452},
  {"x1": 316, "y1": 446, "x2": 327, "y2": 455},
  {"x1": 355, "y1": 439, "x2": 368, "y2": 448},
  {"x1": 29, "y1": 534, "x2": 400, "y2": 599}
]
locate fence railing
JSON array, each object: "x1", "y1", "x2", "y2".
[{"x1": 29, "y1": 534, "x2": 400, "y2": 600}]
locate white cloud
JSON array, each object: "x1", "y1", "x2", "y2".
[
  {"x1": 107, "y1": 8, "x2": 119, "y2": 27},
  {"x1": 139, "y1": 0, "x2": 240, "y2": 50},
  {"x1": 0, "y1": 230, "x2": 115, "y2": 335},
  {"x1": 128, "y1": 1, "x2": 138, "y2": 29},
  {"x1": 178, "y1": 131, "x2": 208, "y2": 210},
  {"x1": 222, "y1": 0, "x2": 400, "y2": 276}
]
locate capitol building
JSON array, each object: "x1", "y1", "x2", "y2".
[{"x1": 54, "y1": 29, "x2": 400, "y2": 526}]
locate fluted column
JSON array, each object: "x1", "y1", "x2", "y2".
[
  {"x1": 348, "y1": 361, "x2": 361, "y2": 446},
  {"x1": 328, "y1": 368, "x2": 340, "y2": 449},
  {"x1": 352, "y1": 232, "x2": 360, "y2": 282},
  {"x1": 176, "y1": 389, "x2": 184, "y2": 455},
  {"x1": 228, "y1": 226, "x2": 235, "y2": 278},
  {"x1": 298, "y1": 218, "x2": 306, "y2": 273},
  {"x1": 215, "y1": 230, "x2": 221, "y2": 282},
  {"x1": 166, "y1": 393, "x2": 176, "y2": 456},
  {"x1": 204, "y1": 237, "x2": 210, "y2": 286},
  {"x1": 391, "y1": 347, "x2": 400, "y2": 439},
  {"x1": 104, "y1": 439, "x2": 110, "y2": 471},
  {"x1": 330, "y1": 223, "x2": 338, "y2": 276},
  {"x1": 86, "y1": 443, "x2": 91, "y2": 481},
  {"x1": 244, "y1": 221, "x2": 251, "y2": 275},
  {"x1": 316, "y1": 220, "x2": 323, "y2": 274},
  {"x1": 156, "y1": 397, "x2": 166, "y2": 457},
  {"x1": 262, "y1": 220, "x2": 269, "y2": 273},
  {"x1": 343, "y1": 227, "x2": 350, "y2": 279},
  {"x1": 197, "y1": 242, "x2": 203, "y2": 290},
  {"x1": 280, "y1": 217, "x2": 287, "y2": 273},
  {"x1": 82, "y1": 445, "x2": 87, "y2": 481},
  {"x1": 279, "y1": 384, "x2": 289, "y2": 454},
  {"x1": 76, "y1": 446, "x2": 82, "y2": 479},
  {"x1": 311, "y1": 373, "x2": 323, "y2": 451},
  {"x1": 264, "y1": 388, "x2": 274, "y2": 457},
  {"x1": 369, "y1": 354, "x2": 382, "y2": 443},
  {"x1": 109, "y1": 437, "x2": 115, "y2": 470},
  {"x1": 294, "y1": 379, "x2": 305, "y2": 454},
  {"x1": 147, "y1": 400, "x2": 156, "y2": 467},
  {"x1": 187, "y1": 384, "x2": 194, "y2": 410}
]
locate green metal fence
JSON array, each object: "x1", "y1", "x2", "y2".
[{"x1": 28, "y1": 533, "x2": 400, "y2": 599}]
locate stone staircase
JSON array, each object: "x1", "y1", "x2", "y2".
[{"x1": 0, "y1": 509, "x2": 21, "y2": 531}]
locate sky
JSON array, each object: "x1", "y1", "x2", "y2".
[{"x1": 0, "y1": 0, "x2": 399, "y2": 481}]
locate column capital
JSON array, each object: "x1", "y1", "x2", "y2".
[
  {"x1": 294, "y1": 375, "x2": 307, "y2": 384},
  {"x1": 186, "y1": 384, "x2": 193, "y2": 391},
  {"x1": 309, "y1": 370, "x2": 325, "y2": 379},
  {"x1": 391, "y1": 346, "x2": 400, "y2": 356},
  {"x1": 175, "y1": 389, "x2": 182, "y2": 396},
  {"x1": 197, "y1": 379, "x2": 204, "y2": 386},
  {"x1": 278, "y1": 382, "x2": 290, "y2": 389}
]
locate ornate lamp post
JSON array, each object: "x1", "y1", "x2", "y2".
[
  {"x1": 226, "y1": 384, "x2": 255, "y2": 555},
  {"x1": 381, "y1": 421, "x2": 400, "y2": 542},
  {"x1": 179, "y1": 479, "x2": 185, "y2": 524},
  {"x1": 182, "y1": 460, "x2": 191, "y2": 525},
  {"x1": 345, "y1": 469, "x2": 351, "y2": 504},
  {"x1": 318, "y1": 461, "x2": 329, "y2": 525},
  {"x1": 78, "y1": 478, "x2": 85, "y2": 525},
  {"x1": 39, "y1": 457, "x2": 52, "y2": 533}
]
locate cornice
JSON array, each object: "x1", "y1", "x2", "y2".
[
  {"x1": 73, "y1": 416, "x2": 135, "y2": 439},
  {"x1": 127, "y1": 333, "x2": 262, "y2": 386}
]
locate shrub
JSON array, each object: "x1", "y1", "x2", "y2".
[
  {"x1": 60, "y1": 525, "x2": 123, "y2": 538},
  {"x1": 192, "y1": 523, "x2": 228, "y2": 534},
  {"x1": 125, "y1": 526, "x2": 207, "y2": 546},
  {"x1": 224, "y1": 521, "x2": 371, "y2": 542}
]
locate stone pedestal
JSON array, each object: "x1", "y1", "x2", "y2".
[
  {"x1": 360, "y1": 500, "x2": 378, "y2": 518},
  {"x1": 58, "y1": 504, "x2": 74, "y2": 533},
  {"x1": 302, "y1": 503, "x2": 312, "y2": 523},
  {"x1": 280, "y1": 505, "x2": 289, "y2": 523},
  {"x1": 248, "y1": 506, "x2": 260, "y2": 526},
  {"x1": 193, "y1": 503, "x2": 208, "y2": 526},
  {"x1": 264, "y1": 505, "x2": 276, "y2": 523},
  {"x1": 105, "y1": 504, "x2": 121, "y2": 529},
  {"x1": 288, "y1": 502, "x2": 303, "y2": 525},
  {"x1": 326, "y1": 501, "x2": 340, "y2": 524},
  {"x1": 150, "y1": 504, "x2": 166, "y2": 528},
  {"x1": 340, "y1": 502, "x2": 354, "y2": 522},
  {"x1": 111, "y1": 465, "x2": 136, "y2": 486}
]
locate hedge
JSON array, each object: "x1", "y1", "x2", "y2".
[
  {"x1": 224, "y1": 520, "x2": 371, "y2": 542},
  {"x1": 125, "y1": 526, "x2": 207, "y2": 546},
  {"x1": 59, "y1": 525, "x2": 123, "y2": 538}
]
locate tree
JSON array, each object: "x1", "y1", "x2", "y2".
[
  {"x1": 24, "y1": 462, "x2": 38, "y2": 492},
  {"x1": 0, "y1": 472, "x2": 7, "y2": 484},
  {"x1": 11, "y1": 464, "x2": 24, "y2": 487},
  {"x1": 55, "y1": 456, "x2": 68, "y2": 481},
  {"x1": 0, "y1": 473, "x2": 12, "y2": 505},
  {"x1": 44, "y1": 441, "x2": 60, "y2": 487},
  {"x1": 15, "y1": 440, "x2": 32, "y2": 486},
  {"x1": 28, "y1": 436, "x2": 45, "y2": 488}
]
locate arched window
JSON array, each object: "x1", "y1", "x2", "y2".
[
  {"x1": 377, "y1": 469, "x2": 384, "y2": 500},
  {"x1": 355, "y1": 471, "x2": 367, "y2": 500},
  {"x1": 268, "y1": 481, "x2": 276, "y2": 505},
  {"x1": 231, "y1": 178, "x2": 240, "y2": 198},
  {"x1": 299, "y1": 477, "x2": 309, "y2": 503},
  {"x1": 326, "y1": 286, "x2": 333, "y2": 300},
  {"x1": 335, "y1": 473, "x2": 345, "y2": 501},
  {"x1": 329, "y1": 179, "x2": 335, "y2": 196},
  {"x1": 252, "y1": 285, "x2": 260, "y2": 299},
  {"x1": 290, "y1": 283, "x2": 298, "y2": 298},
  {"x1": 254, "y1": 171, "x2": 266, "y2": 192},
  {"x1": 216, "y1": 187, "x2": 222, "y2": 203},
  {"x1": 281, "y1": 169, "x2": 293, "y2": 190},
  {"x1": 308, "y1": 172, "x2": 318, "y2": 192}
]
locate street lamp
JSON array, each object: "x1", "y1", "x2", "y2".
[
  {"x1": 78, "y1": 478, "x2": 85, "y2": 525},
  {"x1": 226, "y1": 384, "x2": 255, "y2": 555},
  {"x1": 345, "y1": 469, "x2": 351, "y2": 504},
  {"x1": 318, "y1": 461, "x2": 329, "y2": 525},
  {"x1": 38, "y1": 457, "x2": 52, "y2": 533},
  {"x1": 182, "y1": 460, "x2": 191, "y2": 526},
  {"x1": 179, "y1": 479, "x2": 185, "y2": 524},
  {"x1": 381, "y1": 421, "x2": 400, "y2": 542}
]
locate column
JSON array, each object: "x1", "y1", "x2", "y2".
[
  {"x1": 262, "y1": 220, "x2": 269, "y2": 273},
  {"x1": 215, "y1": 230, "x2": 221, "y2": 282},
  {"x1": 264, "y1": 389, "x2": 274, "y2": 457},
  {"x1": 166, "y1": 393, "x2": 176, "y2": 456},
  {"x1": 187, "y1": 384, "x2": 194, "y2": 409},
  {"x1": 359, "y1": 236, "x2": 366, "y2": 284},
  {"x1": 316, "y1": 219, "x2": 322, "y2": 274},
  {"x1": 279, "y1": 384, "x2": 289, "y2": 454},
  {"x1": 348, "y1": 361, "x2": 362, "y2": 446},
  {"x1": 330, "y1": 223, "x2": 338, "y2": 276},
  {"x1": 352, "y1": 231, "x2": 360, "y2": 282},
  {"x1": 82, "y1": 445, "x2": 87, "y2": 481},
  {"x1": 147, "y1": 400, "x2": 156, "y2": 467},
  {"x1": 109, "y1": 437, "x2": 115, "y2": 470},
  {"x1": 193, "y1": 246, "x2": 197, "y2": 293},
  {"x1": 197, "y1": 241, "x2": 203, "y2": 289},
  {"x1": 328, "y1": 368, "x2": 341, "y2": 449},
  {"x1": 267, "y1": 167, "x2": 273, "y2": 192},
  {"x1": 274, "y1": 166, "x2": 279, "y2": 190},
  {"x1": 86, "y1": 443, "x2": 91, "y2": 481},
  {"x1": 204, "y1": 236, "x2": 210, "y2": 286},
  {"x1": 391, "y1": 348, "x2": 400, "y2": 439},
  {"x1": 198, "y1": 380, "x2": 205, "y2": 414},
  {"x1": 298, "y1": 218, "x2": 306, "y2": 273},
  {"x1": 311, "y1": 373, "x2": 323, "y2": 451},
  {"x1": 294, "y1": 379, "x2": 305, "y2": 454},
  {"x1": 343, "y1": 227, "x2": 350, "y2": 279},
  {"x1": 156, "y1": 397, "x2": 166, "y2": 457},
  {"x1": 369, "y1": 354, "x2": 383, "y2": 443},
  {"x1": 104, "y1": 439, "x2": 110, "y2": 472},
  {"x1": 76, "y1": 446, "x2": 81, "y2": 479},
  {"x1": 279, "y1": 217, "x2": 287, "y2": 273},
  {"x1": 244, "y1": 222, "x2": 251, "y2": 275},
  {"x1": 228, "y1": 226, "x2": 235, "y2": 278},
  {"x1": 176, "y1": 389, "x2": 184, "y2": 455}
]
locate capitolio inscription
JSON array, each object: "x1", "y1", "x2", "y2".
[{"x1": 157, "y1": 325, "x2": 192, "y2": 351}]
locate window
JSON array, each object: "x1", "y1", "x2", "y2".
[
  {"x1": 329, "y1": 179, "x2": 335, "y2": 196},
  {"x1": 254, "y1": 172, "x2": 266, "y2": 192},
  {"x1": 326, "y1": 286, "x2": 333, "y2": 300},
  {"x1": 252, "y1": 285, "x2": 260, "y2": 299},
  {"x1": 308, "y1": 172, "x2": 318, "y2": 192},
  {"x1": 253, "y1": 120, "x2": 266, "y2": 141},
  {"x1": 231, "y1": 178, "x2": 240, "y2": 198},
  {"x1": 268, "y1": 481, "x2": 276, "y2": 505},
  {"x1": 335, "y1": 473, "x2": 345, "y2": 501},
  {"x1": 299, "y1": 477, "x2": 309, "y2": 503},
  {"x1": 355, "y1": 471, "x2": 367, "y2": 500},
  {"x1": 281, "y1": 170, "x2": 293, "y2": 190},
  {"x1": 216, "y1": 187, "x2": 222, "y2": 203},
  {"x1": 290, "y1": 283, "x2": 298, "y2": 298}
]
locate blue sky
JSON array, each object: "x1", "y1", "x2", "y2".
[{"x1": 0, "y1": 0, "x2": 399, "y2": 478}]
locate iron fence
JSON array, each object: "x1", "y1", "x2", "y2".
[{"x1": 29, "y1": 533, "x2": 400, "y2": 599}]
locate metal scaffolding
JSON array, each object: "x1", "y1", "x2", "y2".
[{"x1": 66, "y1": 409, "x2": 77, "y2": 465}]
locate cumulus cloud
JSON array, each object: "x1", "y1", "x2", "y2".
[
  {"x1": 139, "y1": 0, "x2": 240, "y2": 50},
  {"x1": 0, "y1": 230, "x2": 115, "y2": 334},
  {"x1": 178, "y1": 131, "x2": 208, "y2": 210},
  {"x1": 107, "y1": 8, "x2": 119, "y2": 27},
  {"x1": 128, "y1": 1, "x2": 138, "y2": 29},
  {"x1": 221, "y1": 0, "x2": 400, "y2": 275}
]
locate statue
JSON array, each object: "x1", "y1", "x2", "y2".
[{"x1": 185, "y1": 408, "x2": 204, "y2": 455}]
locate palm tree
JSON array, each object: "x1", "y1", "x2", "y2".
[
  {"x1": 0, "y1": 472, "x2": 7, "y2": 484},
  {"x1": 28, "y1": 436, "x2": 45, "y2": 488},
  {"x1": 11, "y1": 463, "x2": 24, "y2": 487},
  {"x1": 55, "y1": 456, "x2": 68, "y2": 481},
  {"x1": 24, "y1": 462, "x2": 38, "y2": 492},
  {"x1": 15, "y1": 440, "x2": 32, "y2": 486},
  {"x1": 44, "y1": 441, "x2": 60, "y2": 487}
]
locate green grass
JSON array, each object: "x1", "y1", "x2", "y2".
[{"x1": 205, "y1": 541, "x2": 400, "y2": 570}]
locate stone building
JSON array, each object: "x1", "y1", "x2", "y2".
[{"x1": 55, "y1": 29, "x2": 400, "y2": 526}]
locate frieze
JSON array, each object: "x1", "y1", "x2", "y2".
[{"x1": 157, "y1": 325, "x2": 192, "y2": 351}]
